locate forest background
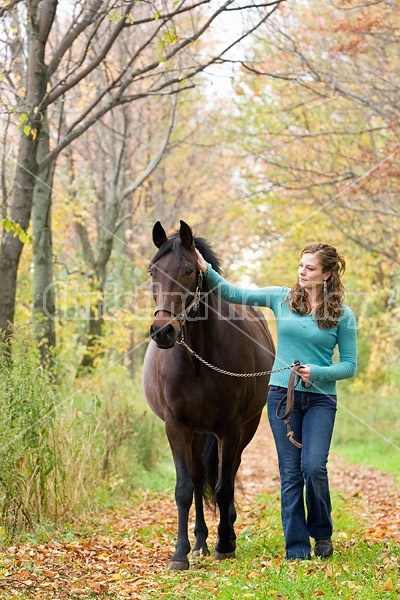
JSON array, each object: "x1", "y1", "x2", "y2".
[{"x1": 0, "y1": 0, "x2": 399, "y2": 541}]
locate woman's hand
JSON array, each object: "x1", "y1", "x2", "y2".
[
  {"x1": 297, "y1": 364, "x2": 311, "y2": 385},
  {"x1": 195, "y1": 248, "x2": 208, "y2": 273}
]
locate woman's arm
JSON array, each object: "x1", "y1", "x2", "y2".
[
  {"x1": 308, "y1": 307, "x2": 357, "y2": 383},
  {"x1": 196, "y1": 249, "x2": 281, "y2": 309}
]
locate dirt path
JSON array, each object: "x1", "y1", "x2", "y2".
[{"x1": 0, "y1": 413, "x2": 399, "y2": 598}]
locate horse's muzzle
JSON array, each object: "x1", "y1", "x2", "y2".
[{"x1": 150, "y1": 323, "x2": 177, "y2": 349}]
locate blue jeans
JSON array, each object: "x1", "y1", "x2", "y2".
[{"x1": 267, "y1": 385, "x2": 337, "y2": 560}]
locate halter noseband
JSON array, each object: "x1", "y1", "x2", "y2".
[{"x1": 153, "y1": 271, "x2": 203, "y2": 326}]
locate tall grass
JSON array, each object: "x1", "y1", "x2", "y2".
[
  {"x1": 0, "y1": 330, "x2": 166, "y2": 542},
  {"x1": 0, "y1": 332, "x2": 56, "y2": 538}
]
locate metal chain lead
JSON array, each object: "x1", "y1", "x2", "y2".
[{"x1": 176, "y1": 338, "x2": 296, "y2": 378}]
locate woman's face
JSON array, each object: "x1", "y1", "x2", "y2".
[{"x1": 298, "y1": 252, "x2": 329, "y2": 290}]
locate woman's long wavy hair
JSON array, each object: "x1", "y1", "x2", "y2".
[{"x1": 288, "y1": 243, "x2": 346, "y2": 329}]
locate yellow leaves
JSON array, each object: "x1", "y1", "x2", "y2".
[
  {"x1": 109, "y1": 571, "x2": 123, "y2": 581},
  {"x1": 17, "y1": 109, "x2": 42, "y2": 140},
  {"x1": 324, "y1": 564, "x2": 334, "y2": 578},
  {"x1": 344, "y1": 580, "x2": 363, "y2": 591},
  {"x1": 97, "y1": 551, "x2": 111, "y2": 560},
  {"x1": 265, "y1": 591, "x2": 285, "y2": 599},
  {"x1": 157, "y1": 27, "x2": 178, "y2": 57},
  {"x1": 378, "y1": 577, "x2": 394, "y2": 591},
  {"x1": 1, "y1": 218, "x2": 33, "y2": 244}
]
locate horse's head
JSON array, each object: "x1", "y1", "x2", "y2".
[{"x1": 149, "y1": 220, "x2": 202, "y2": 349}]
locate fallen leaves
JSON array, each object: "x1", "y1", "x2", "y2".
[
  {"x1": 0, "y1": 500, "x2": 175, "y2": 598},
  {"x1": 0, "y1": 415, "x2": 398, "y2": 598},
  {"x1": 379, "y1": 577, "x2": 394, "y2": 591},
  {"x1": 326, "y1": 456, "x2": 400, "y2": 543}
]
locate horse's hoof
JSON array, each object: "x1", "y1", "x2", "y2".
[
  {"x1": 192, "y1": 547, "x2": 210, "y2": 558},
  {"x1": 214, "y1": 550, "x2": 236, "y2": 561},
  {"x1": 168, "y1": 559, "x2": 189, "y2": 570}
]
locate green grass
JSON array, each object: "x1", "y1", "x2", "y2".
[
  {"x1": 333, "y1": 435, "x2": 400, "y2": 478},
  {"x1": 137, "y1": 492, "x2": 400, "y2": 599},
  {"x1": 1, "y1": 373, "x2": 399, "y2": 598},
  {"x1": 130, "y1": 381, "x2": 400, "y2": 599},
  {"x1": 11, "y1": 487, "x2": 391, "y2": 600},
  {"x1": 332, "y1": 382, "x2": 400, "y2": 483}
]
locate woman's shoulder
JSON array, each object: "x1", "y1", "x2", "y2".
[
  {"x1": 261, "y1": 286, "x2": 291, "y2": 301},
  {"x1": 264, "y1": 285, "x2": 290, "y2": 295},
  {"x1": 341, "y1": 303, "x2": 355, "y2": 317},
  {"x1": 339, "y1": 303, "x2": 357, "y2": 327}
]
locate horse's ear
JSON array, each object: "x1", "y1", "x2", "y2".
[
  {"x1": 153, "y1": 221, "x2": 168, "y2": 248},
  {"x1": 179, "y1": 220, "x2": 194, "y2": 250}
]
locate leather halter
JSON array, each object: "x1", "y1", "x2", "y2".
[{"x1": 153, "y1": 271, "x2": 203, "y2": 326}]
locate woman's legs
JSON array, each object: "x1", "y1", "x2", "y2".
[
  {"x1": 267, "y1": 387, "x2": 337, "y2": 559},
  {"x1": 301, "y1": 393, "x2": 337, "y2": 541},
  {"x1": 267, "y1": 386, "x2": 310, "y2": 559}
]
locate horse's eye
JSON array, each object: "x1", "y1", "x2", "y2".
[
  {"x1": 183, "y1": 265, "x2": 194, "y2": 277},
  {"x1": 148, "y1": 267, "x2": 154, "y2": 277}
]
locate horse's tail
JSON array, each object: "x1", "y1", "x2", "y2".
[{"x1": 201, "y1": 433, "x2": 219, "y2": 510}]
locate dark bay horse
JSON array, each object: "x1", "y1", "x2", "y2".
[{"x1": 142, "y1": 220, "x2": 275, "y2": 570}]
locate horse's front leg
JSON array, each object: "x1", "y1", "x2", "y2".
[
  {"x1": 214, "y1": 413, "x2": 263, "y2": 560},
  {"x1": 166, "y1": 422, "x2": 194, "y2": 570},
  {"x1": 191, "y1": 433, "x2": 211, "y2": 558},
  {"x1": 192, "y1": 482, "x2": 210, "y2": 558},
  {"x1": 214, "y1": 432, "x2": 241, "y2": 560}
]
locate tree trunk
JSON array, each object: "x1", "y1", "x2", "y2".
[
  {"x1": 79, "y1": 285, "x2": 105, "y2": 370},
  {"x1": 32, "y1": 117, "x2": 56, "y2": 362},
  {"x1": 0, "y1": 0, "x2": 54, "y2": 343},
  {"x1": 0, "y1": 135, "x2": 39, "y2": 339}
]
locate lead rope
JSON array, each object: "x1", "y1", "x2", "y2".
[
  {"x1": 177, "y1": 322, "x2": 303, "y2": 447},
  {"x1": 177, "y1": 332, "x2": 298, "y2": 378},
  {"x1": 275, "y1": 361, "x2": 302, "y2": 448}
]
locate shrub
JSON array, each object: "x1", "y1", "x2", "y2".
[
  {"x1": 0, "y1": 331, "x2": 166, "y2": 541},
  {"x1": 0, "y1": 331, "x2": 56, "y2": 539}
]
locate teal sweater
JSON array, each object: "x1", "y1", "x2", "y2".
[{"x1": 204, "y1": 265, "x2": 357, "y2": 395}]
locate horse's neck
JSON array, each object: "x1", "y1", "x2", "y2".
[{"x1": 192, "y1": 290, "x2": 224, "y2": 341}]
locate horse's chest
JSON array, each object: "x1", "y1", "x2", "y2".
[
  {"x1": 164, "y1": 378, "x2": 243, "y2": 431},
  {"x1": 168, "y1": 400, "x2": 227, "y2": 432}
]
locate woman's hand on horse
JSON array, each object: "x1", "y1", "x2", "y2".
[{"x1": 195, "y1": 248, "x2": 208, "y2": 273}]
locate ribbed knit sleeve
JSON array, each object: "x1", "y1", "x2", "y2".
[
  {"x1": 308, "y1": 306, "x2": 357, "y2": 382},
  {"x1": 204, "y1": 263, "x2": 283, "y2": 308}
]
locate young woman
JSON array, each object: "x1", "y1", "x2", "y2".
[{"x1": 196, "y1": 243, "x2": 357, "y2": 560}]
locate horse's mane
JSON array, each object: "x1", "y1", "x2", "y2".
[
  {"x1": 151, "y1": 234, "x2": 222, "y2": 275},
  {"x1": 194, "y1": 237, "x2": 221, "y2": 274}
]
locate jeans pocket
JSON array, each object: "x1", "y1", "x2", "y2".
[{"x1": 269, "y1": 385, "x2": 286, "y2": 393}]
